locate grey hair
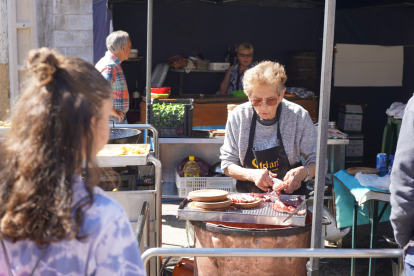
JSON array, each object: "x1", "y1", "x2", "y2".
[
  {"x1": 242, "y1": 61, "x2": 287, "y2": 97},
  {"x1": 106, "y1": 31, "x2": 129, "y2": 52}
]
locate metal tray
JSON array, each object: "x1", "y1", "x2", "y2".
[
  {"x1": 177, "y1": 194, "x2": 307, "y2": 227},
  {"x1": 94, "y1": 144, "x2": 150, "y2": 167}
]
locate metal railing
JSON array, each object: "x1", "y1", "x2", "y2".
[{"x1": 142, "y1": 247, "x2": 403, "y2": 269}]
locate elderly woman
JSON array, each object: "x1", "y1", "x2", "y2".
[
  {"x1": 219, "y1": 43, "x2": 256, "y2": 95},
  {"x1": 220, "y1": 61, "x2": 317, "y2": 194}
]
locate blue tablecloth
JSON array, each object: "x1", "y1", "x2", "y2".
[{"x1": 333, "y1": 170, "x2": 391, "y2": 228}]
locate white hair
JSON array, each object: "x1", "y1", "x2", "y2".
[{"x1": 106, "y1": 31, "x2": 130, "y2": 52}]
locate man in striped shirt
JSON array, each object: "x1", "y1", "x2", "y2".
[{"x1": 96, "y1": 31, "x2": 131, "y2": 123}]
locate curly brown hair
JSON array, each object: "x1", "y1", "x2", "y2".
[{"x1": 0, "y1": 48, "x2": 112, "y2": 246}]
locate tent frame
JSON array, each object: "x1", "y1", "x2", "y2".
[{"x1": 144, "y1": 0, "x2": 336, "y2": 274}]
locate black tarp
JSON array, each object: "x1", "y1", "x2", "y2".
[{"x1": 112, "y1": 3, "x2": 414, "y2": 167}]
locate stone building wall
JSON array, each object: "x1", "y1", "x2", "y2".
[
  {"x1": 53, "y1": 0, "x2": 93, "y2": 63},
  {"x1": 37, "y1": 0, "x2": 93, "y2": 63},
  {"x1": 0, "y1": 0, "x2": 93, "y2": 119}
]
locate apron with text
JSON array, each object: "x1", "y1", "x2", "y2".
[{"x1": 236, "y1": 105, "x2": 308, "y2": 195}]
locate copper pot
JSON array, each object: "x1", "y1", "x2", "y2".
[{"x1": 193, "y1": 212, "x2": 313, "y2": 276}]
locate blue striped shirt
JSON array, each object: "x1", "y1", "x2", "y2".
[{"x1": 0, "y1": 175, "x2": 145, "y2": 275}]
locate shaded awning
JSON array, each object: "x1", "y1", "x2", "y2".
[{"x1": 107, "y1": 0, "x2": 414, "y2": 9}]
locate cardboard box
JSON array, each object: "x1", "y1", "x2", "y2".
[
  {"x1": 346, "y1": 135, "x2": 364, "y2": 162},
  {"x1": 338, "y1": 103, "x2": 366, "y2": 134}
]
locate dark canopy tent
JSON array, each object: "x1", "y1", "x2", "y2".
[
  {"x1": 110, "y1": 0, "x2": 414, "y2": 168},
  {"x1": 106, "y1": 0, "x2": 413, "y2": 274}
]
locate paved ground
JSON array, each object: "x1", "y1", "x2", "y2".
[
  {"x1": 162, "y1": 200, "x2": 188, "y2": 248},
  {"x1": 161, "y1": 200, "x2": 396, "y2": 276}
]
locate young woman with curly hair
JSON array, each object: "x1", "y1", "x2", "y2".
[{"x1": 0, "y1": 48, "x2": 145, "y2": 275}]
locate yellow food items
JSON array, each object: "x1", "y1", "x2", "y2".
[
  {"x1": 0, "y1": 121, "x2": 11, "y2": 127},
  {"x1": 97, "y1": 144, "x2": 150, "y2": 156}
]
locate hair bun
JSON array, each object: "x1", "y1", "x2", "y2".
[{"x1": 27, "y1": 48, "x2": 60, "y2": 87}]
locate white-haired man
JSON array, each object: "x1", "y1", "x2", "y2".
[{"x1": 96, "y1": 30, "x2": 132, "y2": 123}]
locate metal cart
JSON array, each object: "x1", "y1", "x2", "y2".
[{"x1": 100, "y1": 124, "x2": 162, "y2": 276}]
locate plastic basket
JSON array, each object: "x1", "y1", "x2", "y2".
[
  {"x1": 175, "y1": 170, "x2": 236, "y2": 198},
  {"x1": 148, "y1": 99, "x2": 193, "y2": 138},
  {"x1": 231, "y1": 90, "x2": 247, "y2": 98},
  {"x1": 193, "y1": 59, "x2": 210, "y2": 71}
]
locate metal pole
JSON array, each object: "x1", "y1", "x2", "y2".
[
  {"x1": 351, "y1": 201, "x2": 358, "y2": 276},
  {"x1": 148, "y1": 155, "x2": 162, "y2": 276},
  {"x1": 369, "y1": 201, "x2": 379, "y2": 276},
  {"x1": 309, "y1": 0, "x2": 336, "y2": 275},
  {"x1": 146, "y1": 0, "x2": 153, "y2": 112},
  {"x1": 145, "y1": 0, "x2": 153, "y2": 148},
  {"x1": 142, "y1": 248, "x2": 403, "y2": 269}
]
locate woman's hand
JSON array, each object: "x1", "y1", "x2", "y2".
[
  {"x1": 249, "y1": 169, "x2": 278, "y2": 191},
  {"x1": 283, "y1": 166, "x2": 307, "y2": 194},
  {"x1": 272, "y1": 178, "x2": 288, "y2": 192}
]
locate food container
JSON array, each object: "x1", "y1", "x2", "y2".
[
  {"x1": 192, "y1": 212, "x2": 313, "y2": 276},
  {"x1": 208, "y1": 62, "x2": 230, "y2": 71},
  {"x1": 129, "y1": 49, "x2": 138, "y2": 59},
  {"x1": 175, "y1": 171, "x2": 235, "y2": 198},
  {"x1": 148, "y1": 98, "x2": 193, "y2": 138},
  {"x1": 151, "y1": 92, "x2": 170, "y2": 99},
  {"x1": 178, "y1": 194, "x2": 307, "y2": 226},
  {"x1": 151, "y1": 87, "x2": 171, "y2": 94},
  {"x1": 108, "y1": 128, "x2": 141, "y2": 144},
  {"x1": 231, "y1": 90, "x2": 247, "y2": 98}
]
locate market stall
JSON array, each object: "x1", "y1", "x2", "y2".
[
  {"x1": 137, "y1": 0, "x2": 335, "y2": 275},
  {"x1": 98, "y1": 0, "x2": 414, "y2": 275}
]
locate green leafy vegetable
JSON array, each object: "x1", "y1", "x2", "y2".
[{"x1": 152, "y1": 102, "x2": 185, "y2": 129}]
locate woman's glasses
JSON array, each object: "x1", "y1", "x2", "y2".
[
  {"x1": 250, "y1": 98, "x2": 278, "y2": 106},
  {"x1": 238, "y1": 53, "x2": 253, "y2": 58}
]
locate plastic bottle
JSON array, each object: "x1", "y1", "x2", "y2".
[
  {"x1": 133, "y1": 82, "x2": 140, "y2": 110},
  {"x1": 183, "y1": 156, "x2": 200, "y2": 177}
]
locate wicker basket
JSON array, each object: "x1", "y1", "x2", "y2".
[{"x1": 193, "y1": 59, "x2": 210, "y2": 70}]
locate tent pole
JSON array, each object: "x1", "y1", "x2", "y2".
[
  {"x1": 145, "y1": 0, "x2": 159, "y2": 275},
  {"x1": 308, "y1": 0, "x2": 336, "y2": 275},
  {"x1": 146, "y1": 0, "x2": 153, "y2": 122}
]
